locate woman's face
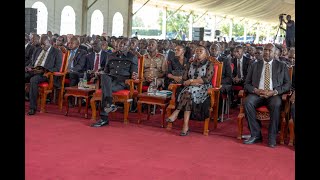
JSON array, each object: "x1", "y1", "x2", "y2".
[
  {"x1": 195, "y1": 46, "x2": 208, "y2": 60},
  {"x1": 174, "y1": 46, "x2": 185, "y2": 57}
]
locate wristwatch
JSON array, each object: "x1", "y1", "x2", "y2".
[{"x1": 273, "y1": 89, "x2": 278, "y2": 96}]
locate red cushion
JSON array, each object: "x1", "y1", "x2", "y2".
[
  {"x1": 211, "y1": 64, "x2": 218, "y2": 88},
  {"x1": 95, "y1": 89, "x2": 102, "y2": 94},
  {"x1": 232, "y1": 85, "x2": 243, "y2": 91},
  {"x1": 256, "y1": 106, "x2": 269, "y2": 112},
  {"x1": 113, "y1": 90, "x2": 130, "y2": 96},
  {"x1": 64, "y1": 78, "x2": 70, "y2": 84},
  {"x1": 142, "y1": 86, "x2": 149, "y2": 92},
  {"x1": 38, "y1": 82, "x2": 49, "y2": 87},
  {"x1": 221, "y1": 93, "x2": 228, "y2": 99}
]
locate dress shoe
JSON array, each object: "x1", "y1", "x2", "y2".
[
  {"x1": 243, "y1": 136, "x2": 262, "y2": 144},
  {"x1": 27, "y1": 109, "x2": 36, "y2": 115},
  {"x1": 268, "y1": 139, "x2": 277, "y2": 148},
  {"x1": 91, "y1": 119, "x2": 109, "y2": 127},
  {"x1": 180, "y1": 129, "x2": 189, "y2": 136},
  {"x1": 104, "y1": 104, "x2": 118, "y2": 113}
]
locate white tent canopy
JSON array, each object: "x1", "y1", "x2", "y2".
[{"x1": 134, "y1": 0, "x2": 295, "y2": 25}]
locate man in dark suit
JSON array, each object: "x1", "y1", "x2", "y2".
[
  {"x1": 25, "y1": 34, "x2": 35, "y2": 67},
  {"x1": 243, "y1": 43, "x2": 291, "y2": 148},
  {"x1": 66, "y1": 37, "x2": 87, "y2": 87},
  {"x1": 25, "y1": 35, "x2": 62, "y2": 115},
  {"x1": 231, "y1": 45, "x2": 251, "y2": 106},
  {"x1": 85, "y1": 39, "x2": 108, "y2": 83},
  {"x1": 91, "y1": 38, "x2": 138, "y2": 127}
]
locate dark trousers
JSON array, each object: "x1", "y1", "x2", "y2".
[
  {"x1": 218, "y1": 84, "x2": 232, "y2": 116},
  {"x1": 244, "y1": 94, "x2": 282, "y2": 140},
  {"x1": 100, "y1": 74, "x2": 126, "y2": 117},
  {"x1": 286, "y1": 38, "x2": 295, "y2": 48},
  {"x1": 26, "y1": 73, "x2": 48, "y2": 110},
  {"x1": 68, "y1": 71, "x2": 84, "y2": 87}
]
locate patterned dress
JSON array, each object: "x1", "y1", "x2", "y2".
[{"x1": 176, "y1": 59, "x2": 214, "y2": 120}]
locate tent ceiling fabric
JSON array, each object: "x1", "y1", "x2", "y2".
[{"x1": 134, "y1": 0, "x2": 295, "y2": 24}]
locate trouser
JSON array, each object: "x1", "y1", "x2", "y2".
[{"x1": 28, "y1": 73, "x2": 48, "y2": 110}]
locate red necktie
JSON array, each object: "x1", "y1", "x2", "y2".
[{"x1": 94, "y1": 53, "x2": 100, "y2": 71}]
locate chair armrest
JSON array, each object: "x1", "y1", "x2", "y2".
[
  {"x1": 43, "y1": 72, "x2": 54, "y2": 89},
  {"x1": 168, "y1": 84, "x2": 182, "y2": 107},
  {"x1": 53, "y1": 72, "x2": 66, "y2": 76},
  {"x1": 238, "y1": 90, "x2": 245, "y2": 98},
  {"x1": 207, "y1": 87, "x2": 221, "y2": 108}
]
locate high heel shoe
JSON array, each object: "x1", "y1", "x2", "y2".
[
  {"x1": 166, "y1": 116, "x2": 177, "y2": 123},
  {"x1": 180, "y1": 129, "x2": 189, "y2": 136}
]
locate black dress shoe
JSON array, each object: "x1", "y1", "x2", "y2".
[
  {"x1": 27, "y1": 109, "x2": 36, "y2": 115},
  {"x1": 91, "y1": 119, "x2": 109, "y2": 127},
  {"x1": 243, "y1": 136, "x2": 262, "y2": 144}
]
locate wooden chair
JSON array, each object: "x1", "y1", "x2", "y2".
[
  {"x1": 90, "y1": 56, "x2": 144, "y2": 123},
  {"x1": 37, "y1": 51, "x2": 68, "y2": 113},
  {"x1": 166, "y1": 56, "x2": 223, "y2": 135},
  {"x1": 237, "y1": 66, "x2": 293, "y2": 144}
]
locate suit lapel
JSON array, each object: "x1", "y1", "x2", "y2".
[
  {"x1": 272, "y1": 60, "x2": 278, "y2": 85},
  {"x1": 100, "y1": 51, "x2": 106, "y2": 65},
  {"x1": 256, "y1": 60, "x2": 263, "y2": 82},
  {"x1": 44, "y1": 47, "x2": 53, "y2": 67}
]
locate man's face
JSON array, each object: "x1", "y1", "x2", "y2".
[
  {"x1": 174, "y1": 46, "x2": 185, "y2": 57},
  {"x1": 69, "y1": 40, "x2": 79, "y2": 50},
  {"x1": 235, "y1": 48, "x2": 243, "y2": 59},
  {"x1": 91, "y1": 40, "x2": 102, "y2": 53},
  {"x1": 147, "y1": 40, "x2": 157, "y2": 53},
  {"x1": 40, "y1": 37, "x2": 51, "y2": 51},
  {"x1": 118, "y1": 39, "x2": 130, "y2": 52},
  {"x1": 263, "y1": 44, "x2": 275, "y2": 62},
  {"x1": 254, "y1": 49, "x2": 263, "y2": 60},
  {"x1": 288, "y1": 50, "x2": 295, "y2": 62},
  {"x1": 56, "y1": 37, "x2": 64, "y2": 46},
  {"x1": 130, "y1": 39, "x2": 138, "y2": 51},
  {"x1": 210, "y1": 45, "x2": 220, "y2": 57}
]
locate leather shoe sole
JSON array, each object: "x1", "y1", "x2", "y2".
[{"x1": 27, "y1": 109, "x2": 36, "y2": 115}]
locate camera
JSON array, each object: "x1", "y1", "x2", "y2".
[{"x1": 279, "y1": 13, "x2": 287, "y2": 25}]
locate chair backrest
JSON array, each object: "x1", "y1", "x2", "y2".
[
  {"x1": 60, "y1": 51, "x2": 69, "y2": 73},
  {"x1": 208, "y1": 56, "x2": 223, "y2": 88},
  {"x1": 288, "y1": 66, "x2": 293, "y2": 81},
  {"x1": 137, "y1": 55, "x2": 145, "y2": 93}
]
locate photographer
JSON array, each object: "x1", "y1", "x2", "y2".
[{"x1": 280, "y1": 14, "x2": 295, "y2": 48}]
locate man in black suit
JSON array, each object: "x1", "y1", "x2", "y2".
[
  {"x1": 243, "y1": 43, "x2": 291, "y2": 148},
  {"x1": 66, "y1": 37, "x2": 87, "y2": 87},
  {"x1": 85, "y1": 39, "x2": 108, "y2": 83},
  {"x1": 231, "y1": 45, "x2": 251, "y2": 106},
  {"x1": 25, "y1": 34, "x2": 35, "y2": 67},
  {"x1": 91, "y1": 38, "x2": 138, "y2": 127},
  {"x1": 25, "y1": 35, "x2": 62, "y2": 115}
]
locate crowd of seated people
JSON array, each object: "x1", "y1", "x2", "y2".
[{"x1": 25, "y1": 31, "x2": 295, "y2": 147}]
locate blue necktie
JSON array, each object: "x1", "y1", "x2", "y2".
[{"x1": 67, "y1": 51, "x2": 75, "y2": 69}]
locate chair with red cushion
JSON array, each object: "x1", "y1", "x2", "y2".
[
  {"x1": 166, "y1": 56, "x2": 223, "y2": 135},
  {"x1": 37, "y1": 51, "x2": 69, "y2": 112},
  {"x1": 90, "y1": 56, "x2": 144, "y2": 123},
  {"x1": 220, "y1": 63, "x2": 234, "y2": 122},
  {"x1": 237, "y1": 66, "x2": 293, "y2": 144}
]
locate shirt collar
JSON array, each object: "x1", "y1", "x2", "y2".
[
  {"x1": 72, "y1": 48, "x2": 78, "y2": 54},
  {"x1": 95, "y1": 50, "x2": 102, "y2": 56},
  {"x1": 264, "y1": 59, "x2": 273, "y2": 65},
  {"x1": 25, "y1": 43, "x2": 29, "y2": 48}
]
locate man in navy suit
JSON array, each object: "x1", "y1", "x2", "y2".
[
  {"x1": 84, "y1": 39, "x2": 108, "y2": 83},
  {"x1": 25, "y1": 34, "x2": 62, "y2": 115},
  {"x1": 243, "y1": 43, "x2": 291, "y2": 148}
]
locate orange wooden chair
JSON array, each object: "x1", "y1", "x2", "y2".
[
  {"x1": 37, "y1": 51, "x2": 68, "y2": 112},
  {"x1": 90, "y1": 56, "x2": 144, "y2": 123},
  {"x1": 166, "y1": 56, "x2": 223, "y2": 135}
]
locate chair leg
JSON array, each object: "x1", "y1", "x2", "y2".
[
  {"x1": 58, "y1": 87, "x2": 64, "y2": 110},
  {"x1": 203, "y1": 118, "x2": 210, "y2": 136},
  {"x1": 40, "y1": 92, "x2": 47, "y2": 113},
  {"x1": 288, "y1": 118, "x2": 294, "y2": 146},
  {"x1": 123, "y1": 100, "x2": 130, "y2": 124},
  {"x1": 227, "y1": 95, "x2": 230, "y2": 119},
  {"x1": 237, "y1": 113, "x2": 244, "y2": 140},
  {"x1": 279, "y1": 112, "x2": 286, "y2": 145}
]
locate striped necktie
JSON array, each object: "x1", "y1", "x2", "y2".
[{"x1": 36, "y1": 49, "x2": 47, "y2": 66}]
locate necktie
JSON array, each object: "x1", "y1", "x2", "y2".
[
  {"x1": 94, "y1": 53, "x2": 100, "y2": 71},
  {"x1": 237, "y1": 60, "x2": 241, "y2": 78},
  {"x1": 36, "y1": 49, "x2": 47, "y2": 66},
  {"x1": 67, "y1": 51, "x2": 75, "y2": 70},
  {"x1": 264, "y1": 62, "x2": 270, "y2": 90}
]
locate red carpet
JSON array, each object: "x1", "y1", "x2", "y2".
[{"x1": 25, "y1": 103, "x2": 294, "y2": 180}]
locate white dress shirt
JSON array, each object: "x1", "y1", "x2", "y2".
[
  {"x1": 93, "y1": 50, "x2": 102, "y2": 70},
  {"x1": 258, "y1": 60, "x2": 273, "y2": 90},
  {"x1": 237, "y1": 56, "x2": 244, "y2": 78}
]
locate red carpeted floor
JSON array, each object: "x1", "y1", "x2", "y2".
[{"x1": 25, "y1": 103, "x2": 295, "y2": 180}]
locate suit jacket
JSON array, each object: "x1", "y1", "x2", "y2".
[
  {"x1": 85, "y1": 51, "x2": 108, "y2": 71},
  {"x1": 217, "y1": 54, "x2": 232, "y2": 85},
  {"x1": 244, "y1": 60, "x2": 291, "y2": 95},
  {"x1": 30, "y1": 46, "x2": 62, "y2": 72},
  {"x1": 69, "y1": 49, "x2": 87, "y2": 73},
  {"x1": 232, "y1": 55, "x2": 251, "y2": 80},
  {"x1": 25, "y1": 44, "x2": 36, "y2": 67}
]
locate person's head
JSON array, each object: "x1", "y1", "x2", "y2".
[
  {"x1": 25, "y1": 34, "x2": 30, "y2": 45},
  {"x1": 187, "y1": 42, "x2": 197, "y2": 56},
  {"x1": 286, "y1": 15, "x2": 291, "y2": 21},
  {"x1": 130, "y1": 38, "x2": 139, "y2": 51},
  {"x1": 31, "y1": 33, "x2": 40, "y2": 46},
  {"x1": 162, "y1": 40, "x2": 170, "y2": 51},
  {"x1": 174, "y1": 44, "x2": 186, "y2": 58},
  {"x1": 195, "y1": 45, "x2": 209, "y2": 61},
  {"x1": 139, "y1": 39, "x2": 148, "y2": 50},
  {"x1": 40, "y1": 34, "x2": 51, "y2": 51},
  {"x1": 254, "y1": 46, "x2": 263, "y2": 60},
  {"x1": 248, "y1": 46, "x2": 256, "y2": 57},
  {"x1": 263, "y1": 43, "x2": 276, "y2": 62},
  {"x1": 91, "y1": 39, "x2": 102, "y2": 53},
  {"x1": 47, "y1": 31, "x2": 52, "y2": 38},
  {"x1": 274, "y1": 47, "x2": 281, "y2": 60},
  {"x1": 281, "y1": 46, "x2": 288, "y2": 57},
  {"x1": 56, "y1": 36, "x2": 65, "y2": 46},
  {"x1": 234, "y1": 45, "x2": 244, "y2": 59},
  {"x1": 147, "y1": 39, "x2": 158, "y2": 53},
  {"x1": 69, "y1": 37, "x2": 80, "y2": 50},
  {"x1": 209, "y1": 43, "x2": 221, "y2": 57},
  {"x1": 288, "y1": 48, "x2": 295, "y2": 63},
  {"x1": 118, "y1": 38, "x2": 130, "y2": 53},
  {"x1": 101, "y1": 40, "x2": 108, "y2": 51}
]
